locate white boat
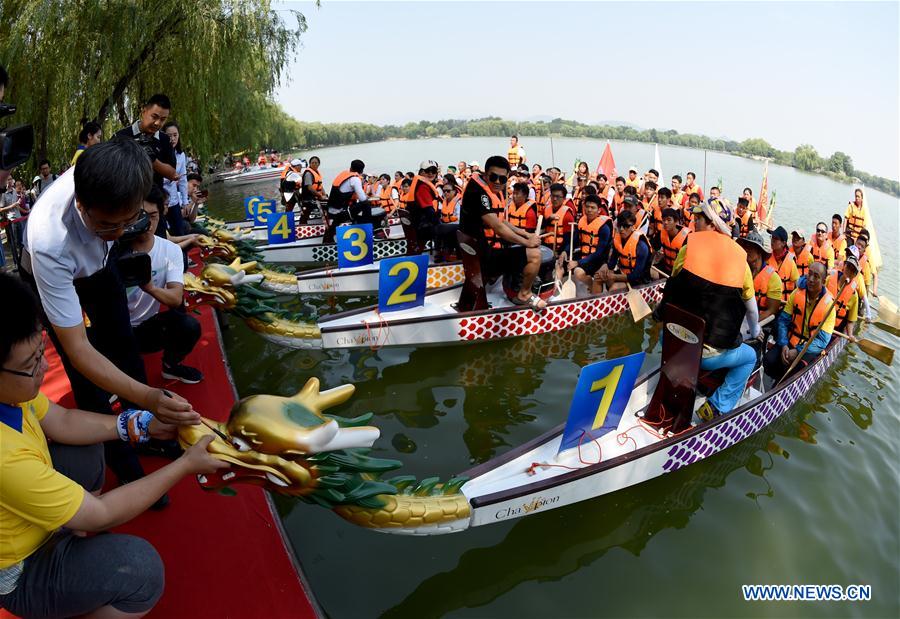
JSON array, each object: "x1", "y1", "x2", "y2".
[{"x1": 223, "y1": 166, "x2": 283, "y2": 187}]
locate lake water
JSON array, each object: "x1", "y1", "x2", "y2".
[{"x1": 209, "y1": 137, "x2": 899, "y2": 619}]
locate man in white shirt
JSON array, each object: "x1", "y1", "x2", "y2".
[
  {"x1": 125, "y1": 195, "x2": 202, "y2": 383},
  {"x1": 21, "y1": 139, "x2": 199, "y2": 487},
  {"x1": 33, "y1": 159, "x2": 58, "y2": 197},
  {"x1": 323, "y1": 159, "x2": 375, "y2": 241}
]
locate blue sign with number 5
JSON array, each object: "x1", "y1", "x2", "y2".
[
  {"x1": 336, "y1": 224, "x2": 374, "y2": 268},
  {"x1": 558, "y1": 352, "x2": 645, "y2": 454},
  {"x1": 244, "y1": 195, "x2": 264, "y2": 220},
  {"x1": 252, "y1": 199, "x2": 276, "y2": 225},
  {"x1": 265, "y1": 212, "x2": 296, "y2": 244},
  {"x1": 378, "y1": 254, "x2": 429, "y2": 312}
]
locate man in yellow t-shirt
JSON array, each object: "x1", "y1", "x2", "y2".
[{"x1": 0, "y1": 273, "x2": 225, "y2": 618}]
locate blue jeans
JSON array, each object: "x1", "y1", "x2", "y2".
[{"x1": 700, "y1": 343, "x2": 757, "y2": 413}]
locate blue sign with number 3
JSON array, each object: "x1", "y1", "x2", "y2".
[
  {"x1": 265, "y1": 212, "x2": 296, "y2": 244},
  {"x1": 336, "y1": 224, "x2": 374, "y2": 268},
  {"x1": 558, "y1": 352, "x2": 645, "y2": 453},
  {"x1": 244, "y1": 195, "x2": 264, "y2": 220},
  {"x1": 378, "y1": 254, "x2": 429, "y2": 312}
]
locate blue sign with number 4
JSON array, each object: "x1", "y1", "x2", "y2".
[
  {"x1": 265, "y1": 212, "x2": 296, "y2": 244},
  {"x1": 378, "y1": 254, "x2": 429, "y2": 313},
  {"x1": 336, "y1": 224, "x2": 374, "y2": 268},
  {"x1": 558, "y1": 352, "x2": 645, "y2": 454}
]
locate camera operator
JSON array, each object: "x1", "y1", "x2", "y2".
[
  {"x1": 114, "y1": 93, "x2": 178, "y2": 199},
  {"x1": 124, "y1": 187, "x2": 203, "y2": 384},
  {"x1": 20, "y1": 139, "x2": 199, "y2": 493}
]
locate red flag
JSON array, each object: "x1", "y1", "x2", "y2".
[
  {"x1": 756, "y1": 159, "x2": 769, "y2": 225},
  {"x1": 596, "y1": 141, "x2": 617, "y2": 181}
]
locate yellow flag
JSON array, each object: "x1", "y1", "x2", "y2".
[{"x1": 859, "y1": 188, "x2": 883, "y2": 270}]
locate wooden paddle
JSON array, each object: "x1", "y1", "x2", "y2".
[
  {"x1": 776, "y1": 281, "x2": 847, "y2": 386},
  {"x1": 831, "y1": 330, "x2": 894, "y2": 366},
  {"x1": 558, "y1": 222, "x2": 577, "y2": 300},
  {"x1": 625, "y1": 281, "x2": 652, "y2": 322},
  {"x1": 876, "y1": 295, "x2": 900, "y2": 330}
]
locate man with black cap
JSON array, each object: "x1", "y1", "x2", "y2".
[
  {"x1": 826, "y1": 250, "x2": 862, "y2": 339},
  {"x1": 279, "y1": 157, "x2": 305, "y2": 213},
  {"x1": 324, "y1": 159, "x2": 374, "y2": 241},
  {"x1": 766, "y1": 226, "x2": 799, "y2": 302},
  {"x1": 789, "y1": 229, "x2": 815, "y2": 279},
  {"x1": 738, "y1": 230, "x2": 783, "y2": 322}
]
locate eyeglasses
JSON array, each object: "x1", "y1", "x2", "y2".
[
  {"x1": 816, "y1": 228, "x2": 827, "y2": 234},
  {"x1": 1, "y1": 337, "x2": 45, "y2": 378},
  {"x1": 83, "y1": 206, "x2": 143, "y2": 235},
  {"x1": 487, "y1": 173, "x2": 508, "y2": 184}
]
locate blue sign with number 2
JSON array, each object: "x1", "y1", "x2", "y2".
[
  {"x1": 558, "y1": 352, "x2": 645, "y2": 454},
  {"x1": 378, "y1": 254, "x2": 429, "y2": 312}
]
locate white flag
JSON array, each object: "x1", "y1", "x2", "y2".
[{"x1": 654, "y1": 144, "x2": 662, "y2": 187}]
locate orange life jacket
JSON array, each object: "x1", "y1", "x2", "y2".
[
  {"x1": 403, "y1": 175, "x2": 439, "y2": 210},
  {"x1": 572, "y1": 186, "x2": 586, "y2": 214},
  {"x1": 792, "y1": 244, "x2": 814, "y2": 278},
  {"x1": 578, "y1": 214, "x2": 610, "y2": 256},
  {"x1": 440, "y1": 194, "x2": 460, "y2": 223},
  {"x1": 737, "y1": 211, "x2": 753, "y2": 238},
  {"x1": 377, "y1": 184, "x2": 395, "y2": 212},
  {"x1": 826, "y1": 271, "x2": 859, "y2": 329},
  {"x1": 845, "y1": 202, "x2": 865, "y2": 238},
  {"x1": 830, "y1": 232, "x2": 847, "y2": 260},
  {"x1": 810, "y1": 238, "x2": 832, "y2": 266},
  {"x1": 469, "y1": 173, "x2": 505, "y2": 248},
  {"x1": 302, "y1": 167, "x2": 323, "y2": 197},
  {"x1": 789, "y1": 288, "x2": 834, "y2": 347},
  {"x1": 508, "y1": 146, "x2": 523, "y2": 168},
  {"x1": 659, "y1": 226, "x2": 689, "y2": 273},
  {"x1": 506, "y1": 199, "x2": 537, "y2": 232},
  {"x1": 257, "y1": 155, "x2": 267, "y2": 166},
  {"x1": 767, "y1": 251, "x2": 797, "y2": 301},
  {"x1": 613, "y1": 229, "x2": 646, "y2": 276},
  {"x1": 280, "y1": 163, "x2": 299, "y2": 181},
  {"x1": 753, "y1": 264, "x2": 777, "y2": 310},
  {"x1": 543, "y1": 203, "x2": 571, "y2": 247},
  {"x1": 643, "y1": 195, "x2": 660, "y2": 233}
]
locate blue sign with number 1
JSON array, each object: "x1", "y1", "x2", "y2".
[
  {"x1": 558, "y1": 352, "x2": 645, "y2": 454},
  {"x1": 266, "y1": 212, "x2": 296, "y2": 244},
  {"x1": 378, "y1": 254, "x2": 429, "y2": 312}
]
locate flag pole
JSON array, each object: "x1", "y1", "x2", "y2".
[
  {"x1": 550, "y1": 135, "x2": 556, "y2": 168},
  {"x1": 702, "y1": 150, "x2": 707, "y2": 193}
]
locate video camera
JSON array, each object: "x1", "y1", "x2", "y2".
[
  {"x1": 114, "y1": 210, "x2": 153, "y2": 288},
  {"x1": 0, "y1": 102, "x2": 34, "y2": 171}
]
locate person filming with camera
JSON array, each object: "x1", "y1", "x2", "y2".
[{"x1": 20, "y1": 139, "x2": 200, "y2": 494}]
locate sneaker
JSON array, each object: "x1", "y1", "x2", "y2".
[
  {"x1": 696, "y1": 400, "x2": 720, "y2": 422},
  {"x1": 162, "y1": 363, "x2": 204, "y2": 384}
]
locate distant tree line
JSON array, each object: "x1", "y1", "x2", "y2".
[{"x1": 278, "y1": 116, "x2": 899, "y2": 198}]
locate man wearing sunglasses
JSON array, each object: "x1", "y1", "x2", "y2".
[
  {"x1": 810, "y1": 221, "x2": 835, "y2": 270},
  {"x1": 20, "y1": 139, "x2": 200, "y2": 495},
  {"x1": 459, "y1": 155, "x2": 547, "y2": 312}
]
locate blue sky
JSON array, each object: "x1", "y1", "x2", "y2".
[{"x1": 274, "y1": 1, "x2": 899, "y2": 179}]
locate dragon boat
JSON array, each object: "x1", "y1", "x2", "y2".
[{"x1": 176, "y1": 304, "x2": 849, "y2": 535}]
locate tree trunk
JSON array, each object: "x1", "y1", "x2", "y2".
[{"x1": 95, "y1": 10, "x2": 183, "y2": 123}]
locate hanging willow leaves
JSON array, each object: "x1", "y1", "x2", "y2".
[{"x1": 0, "y1": 0, "x2": 306, "y2": 173}]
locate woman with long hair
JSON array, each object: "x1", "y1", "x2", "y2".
[{"x1": 162, "y1": 121, "x2": 190, "y2": 235}]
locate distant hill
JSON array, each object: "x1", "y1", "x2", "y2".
[{"x1": 518, "y1": 116, "x2": 643, "y2": 131}]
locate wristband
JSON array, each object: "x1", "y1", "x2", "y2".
[{"x1": 117, "y1": 409, "x2": 155, "y2": 444}]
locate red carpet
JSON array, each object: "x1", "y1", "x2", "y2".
[{"x1": 2, "y1": 271, "x2": 318, "y2": 617}]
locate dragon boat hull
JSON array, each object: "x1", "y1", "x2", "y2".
[
  {"x1": 258, "y1": 236, "x2": 429, "y2": 265},
  {"x1": 454, "y1": 337, "x2": 847, "y2": 530},
  {"x1": 276, "y1": 278, "x2": 665, "y2": 350},
  {"x1": 224, "y1": 216, "x2": 401, "y2": 242},
  {"x1": 295, "y1": 261, "x2": 465, "y2": 295}
]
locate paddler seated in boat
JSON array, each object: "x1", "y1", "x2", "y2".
[
  {"x1": 854, "y1": 230, "x2": 877, "y2": 297},
  {"x1": 619, "y1": 193, "x2": 649, "y2": 235},
  {"x1": 403, "y1": 160, "x2": 442, "y2": 253},
  {"x1": 373, "y1": 173, "x2": 394, "y2": 213},
  {"x1": 733, "y1": 197, "x2": 756, "y2": 239},
  {"x1": 324, "y1": 159, "x2": 376, "y2": 242},
  {"x1": 826, "y1": 251, "x2": 862, "y2": 340},
  {"x1": 653, "y1": 206, "x2": 689, "y2": 276},
  {"x1": 767, "y1": 225, "x2": 799, "y2": 303},
  {"x1": 596, "y1": 209, "x2": 651, "y2": 292},
  {"x1": 789, "y1": 229, "x2": 815, "y2": 279},
  {"x1": 563, "y1": 194, "x2": 613, "y2": 294},
  {"x1": 741, "y1": 187, "x2": 757, "y2": 214},
  {"x1": 279, "y1": 157, "x2": 305, "y2": 213},
  {"x1": 543, "y1": 183, "x2": 575, "y2": 253},
  {"x1": 300, "y1": 155, "x2": 326, "y2": 207},
  {"x1": 738, "y1": 230, "x2": 783, "y2": 323},
  {"x1": 612, "y1": 175, "x2": 627, "y2": 215},
  {"x1": 459, "y1": 155, "x2": 547, "y2": 312},
  {"x1": 682, "y1": 191, "x2": 700, "y2": 230},
  {"x1": 764, "y1": 261, "x2": 834, "y2": 383},
  {"x1": 434, "y1": 177, "x2": 461, "y2": 260},
  {"x1": 683, "y1": 171, "x2": 704, "y2": 202},
  {"x1": 0, "y1": 273, "x2": 228, "y2": 619},
  {"x1": 657, "y1": 199, "x2": 762, "y2": 420},
  {"x1": 596, "y1": 173, "x2": 615, "y2": 205},
  {"x1": 625, "y1": 166, "x2": 640, "y2": 190},
  {"x1": 671, "y1": 174, "x2": 687, "y2": 209},
  {"x1": 506, "y1": 182, "x2": 539, "y2": 234},
  {"x1": 572, "y1": 174, "x2": 588, "y2": 214},
  {"x1": 830, "y1": 214, "x2": 848, "y2": 265},
  {"x1": 642, "y1": 181, "x2": 660, "y2": 236},
  {"x1": 810, "y1": 221, "x2": 835, "y2": 269}
]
